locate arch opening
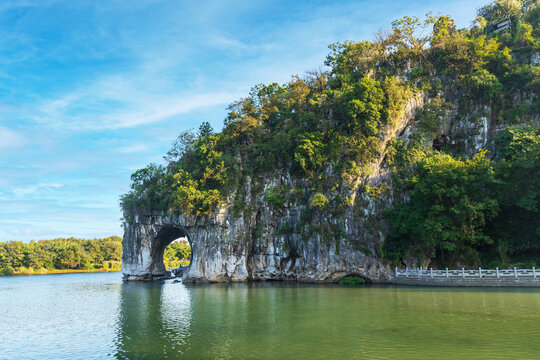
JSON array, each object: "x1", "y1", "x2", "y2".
[{"x1": 150, "y1": 226, "x2": 192, "y2": 277}]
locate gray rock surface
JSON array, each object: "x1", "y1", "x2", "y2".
[{"x1": 121, "y1": 207, "x2": 392, "y2": 283}]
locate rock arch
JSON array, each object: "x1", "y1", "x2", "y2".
[
  {"x1": 151, "y1": 225, "x2": 191, "y2": 275},
  {"x1": 121, "y1": 210, "x2": 251, "y2": 282},
  {"x1": 121, "y1": 212, "x2": 191, "y2": 280}
]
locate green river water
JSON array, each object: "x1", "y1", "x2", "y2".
[{"x1": 1, "y1": 272, "x2": 540, "y2": 359}]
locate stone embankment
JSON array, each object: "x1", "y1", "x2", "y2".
[
  {"x1": 392, "y1": 268, "x2": 540, "y2": 287},
  {"x1": 393, "y1": 278, "x2": 540, "y2": 287}
]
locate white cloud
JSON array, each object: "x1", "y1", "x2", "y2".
[
  {"x1": 109, "y1": 92, "x2": 241, "y2": 129},
  {"x1": 117, "y1": 144, "x2": 150, "y2": 154},
  {"x1": 11, "y1": 183, "x2": 63, "y2": 196},
  {"x1": 33, "y1": 70, "x2": 243, "y2": 130},
  {"x1": 0, "y1": 126, "x2": 26, "y2": 148},
  {"x1": 211, "y1": 36, "x2": 251, "y2": 51}
]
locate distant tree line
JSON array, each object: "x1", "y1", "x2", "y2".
[
  {"x1": 163, "y1": 240, "x2": 191, "y2": 268},
  {"x1": 0, "y1": 237, "x2": 122, "y2": 275}
]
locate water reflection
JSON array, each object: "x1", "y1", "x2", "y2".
[
  {"x1": 113, "y1": 281, "x2": 540, "y2": 360},
  {"x1": 6, "y1": 273, "x2": 540, "y2": 359},
  {"x1": 115, "y1": 281, "x2": 192, "y2": 359},
  {"x1": 113, "y1": 281, "x2": 329, "y2": 359}
]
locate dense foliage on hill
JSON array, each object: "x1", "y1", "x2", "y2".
[
  {"x1": 0, "y1": 237, "x2": 122, "y2": 275},
  {"x1": 384, "y1": 126, "x2": 540, "y2": 267},
  {"x1": 121, "y1": 0, "x2": 540, "y2": 267}
]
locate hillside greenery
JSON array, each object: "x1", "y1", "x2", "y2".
[
  {"x1": 384, "y1": 126, "x2": 540, "y2": 267},
  {"x1": 121, "y1": 0, "x2": 540, "y2": 268}
]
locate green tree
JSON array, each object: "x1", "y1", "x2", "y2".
[
  {"x1": 490, "y1": 126, "x2": 540, "y2": 257},
  {"x1": 385, "y1": 151, "x2": 500, "y2": 265},
  {"x1": 294, "y1": 132, "x2": 326, "y2": 177}
]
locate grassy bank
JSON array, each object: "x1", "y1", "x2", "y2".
[
  {"x1": 5, "y1": 267, "x2": 122, "y2": 276},
  {"x1": 1, "y1": 261, "x2": 123, "y2": 276}
]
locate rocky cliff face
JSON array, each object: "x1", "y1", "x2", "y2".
[{"x1": 121, "y1": 206, "x2": 391, "y2": 282}]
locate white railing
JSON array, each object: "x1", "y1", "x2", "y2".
[{"x1": 395, "y1": 267, "x2": 539, "y2": 279}]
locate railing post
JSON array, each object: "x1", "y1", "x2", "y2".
[
  {"x1": 496, "y1": 267, "x2": 499, "y2": 279},
  {"x1": 479, "y1": 267, "x2": 482, "y2": 278},
  {"x1": 395, "y1": 267, "x2": 398, "y2": 277},
  {"x1": 534, "y1": 267, "x2": 536, "y2": 279},
  {"x1": 446, "y1": 268, "x2": 449, "y2": 278},
  {"x1": 514, "y1": 266, "x2": 518, "y2": 279},
  {"x1": 430, "y1": 268, "x2": 433, "y2": 279},
  {"x1": 462, "y1": 268, "x2": 465, "y2": 279},
  {"x1": 406, "y1": 267, "x2": 408, "y2": 278}
]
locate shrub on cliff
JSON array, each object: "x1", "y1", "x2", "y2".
[
  {"x1": 384, "y1": 151, "x2": 500, "y2": 265},
  {"x1": 310, "y1": 193, "x2": 329, "y2": 209}
]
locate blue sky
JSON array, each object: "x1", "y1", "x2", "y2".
[{"x1": 0, "y1": 0, "x2": 490, "y2": 241}]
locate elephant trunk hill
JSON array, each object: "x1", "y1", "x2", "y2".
[{"x1": 121, "y1": 1, "x2": 540, "y2": 282}]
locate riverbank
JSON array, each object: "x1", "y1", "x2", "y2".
[
  {"x1": 2, "y1": 263, "x2": 188, "y2": 277},
  {"x1": 1, "y1": 268, "x2": 121, "y2": 276}
]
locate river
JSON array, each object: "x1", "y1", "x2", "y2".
[{"x1": 1, "y1": 272, "x2": 540, "y2": 359}]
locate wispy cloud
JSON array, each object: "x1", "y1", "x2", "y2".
[
  {"x1": 0, "y1": 126, "x2": 26, "y2": 148},
  {"x1": 10, "y1": 183, "x2": 63, "y2": 196},
  {"x1": 35, "y1": 85, "x2": 242, "y2": 130},
  {"x1": 117, "y1": 144, "x2": 150, "y2": 154}
]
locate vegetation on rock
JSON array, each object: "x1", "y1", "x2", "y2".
[{"x1": 339, "y1": 276, "x2": 367, "y2": 286}]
